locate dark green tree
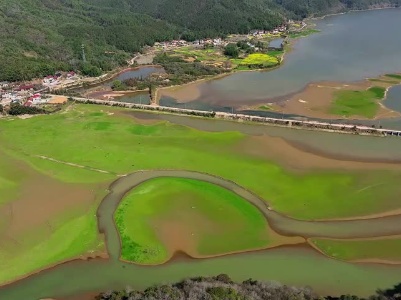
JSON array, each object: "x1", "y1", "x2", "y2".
[{"x1": 224, "y1": 44, "x2": 240, "y2": 58}]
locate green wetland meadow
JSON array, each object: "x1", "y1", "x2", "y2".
[
  {"x1": 330, "y1": 86, "x2": 387, "y2": 118},
  {"x1": 115, "y1": 177, "x2": 272, "y2": 264},
  {"x1": 1, "y1": 104, "x2": 401, "y2": 298}
]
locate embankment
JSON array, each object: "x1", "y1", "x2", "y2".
[{"x1": 69, "y1": 97, "x2": 401, "y2": 137}]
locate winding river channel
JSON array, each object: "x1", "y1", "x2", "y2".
[{"x1": 2, "y1": 169, "x2": 401, "y2": 299}]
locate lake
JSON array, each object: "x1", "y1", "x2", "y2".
[
  {"x1": 162, "y1": 8, "x2": 401, "y2": 107},
  {"x1": 105, "y1": 66, "x2": 165, "y2": 87}
]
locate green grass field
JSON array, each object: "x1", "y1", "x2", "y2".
[
  {"x1": 1, "y1": 104, "x2": 400, "y2": 221},
  {"x1": 0, "y1": 150, "x2": 107, "y2": 284},
  {"x1": 368, "y1": 78, "x2": 400, "y2": 84},
  {"x1": 171, "y1": 47, "x2": 224, "y2": 62},
  {"x1": 1, "y1": 104, "x2": 401, "y2": 284},
  {"x1": 267, "y1": 50, "x2": 284, "y2": 58},
  {"x1": 288, "y1": 29, "x2": 320, "y2": 38},
  {"x1": 258, "y1": 105, "x2": 272, "y2": 110},
  {"x1": 114, "y1": 178, "x2": 271, "y2": 263},
  {"x1": 385, "y1": 74, "x2": 401, "y2": 80},
  {"x1": 0, "y1": 202, "x2": 104, "y2": 284},
  {"x1": 330, "y1": 86, "x2": 386, "y2": 118},
  {"x1": 0, "y1": 155, "x2": 24, "y2": 206},
  {"x1": 311, "y1": 238, "x2": 401, "y2": 262}
]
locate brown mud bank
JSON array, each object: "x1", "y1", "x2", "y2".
[
  {"x1": 86, "y1": 90, "x2": 148, "y2": 101},
  {"x1": 247, "y1": 74, "x2": 401, "y2": 120},
  {"x1": 238, "y1": 135, "x2": 401, "y2": 172},
  {"x1": 155, "y1": 72, "x2": 232, "y2": 104},
  {"x1": 104, "y1": 170, "x2": 401, "y2": 245}
]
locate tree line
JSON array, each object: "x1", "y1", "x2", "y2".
[
  {"x1": 97, "y1": 274, "x2": 401, "y2": 300},
  {"x1": 0, "y1": 0, "x2": 399, "y2": 82}
]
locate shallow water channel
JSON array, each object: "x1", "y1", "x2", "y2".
[{"x1": 2, "y1": 169, "x2": 401, "y2": 299}]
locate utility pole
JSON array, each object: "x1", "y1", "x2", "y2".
[{"x1": 81, "y1": 44, "x2": 86, "y2": 62}]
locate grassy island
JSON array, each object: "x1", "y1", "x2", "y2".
[
  {"x1": 114, "y1": 178, "x2": 272, "y2": 263},
  {"x1": 330, "y1": 86, "x2": 386, "y2": 118}
]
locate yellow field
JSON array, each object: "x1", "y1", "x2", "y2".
[{"x1": 240, "y1": 53, "x2": 278, "y2": 66}]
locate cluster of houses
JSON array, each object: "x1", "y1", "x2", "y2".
[
  {"x1": 1, "y1": 82, "x2": 36, "y2": 105},
  {"x1": 24, "y1": 93, "x2": 46, "y2": 107},
  {"x1": 0, "y1": 84, "x2": 46, "y2": 107},
  {"x1": 194, "y1": 38, "x2": 226, "y2": 47},
  {"x1": 43, "y1": 71, "x2": 77, "y2": 86},
  {"x1": 153, "y1": 38, "x2": 226, "y2": 50},
  {"x1": 151, "y1": 21, "x2": 302, "y2": 53},
  {"x1": 249, "y1": 24, "x2": 288, "y2": 37},
  {"x1": 0, "y1": 70, "x2": 79, "y2": 109},
  {"x1": 154, "y1": 40, "x2": 189, "y2": 49}
]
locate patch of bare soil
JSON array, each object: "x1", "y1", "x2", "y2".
[
  {"x1": 152, "y1": 205, "x2": 304, "y2": 260},
  {"x1": 0, "y1": 158, "x2": 106, "y2": 253},
  {"x1": 263, "y1": 79, "x2": 400, "y2": 120},
  {"x1": 158, "y1": 81, "x2": 202, "y2": 103},
  {"x1": 48, "y1": 96, "x2": 68, "y2": 104},
  {"x1": 237, "y1": 135, "x2": 401, "y2": 172},
  {"x1": 152, "y1": 206, "x2": 216, "y2": 257},
  {"x1": 86, "y1": 90, "x2": 133, "y2": 100}
]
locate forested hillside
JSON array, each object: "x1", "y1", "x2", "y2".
[
  {"x1": 98, "y1": 274, "x2": 401, "y2": 300},
  {"x1": 0, "y1": 0, "x2": 399, "y2": 81}
]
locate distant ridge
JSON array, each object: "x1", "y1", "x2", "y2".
[{"x1": 0, "y1": 0, "x2": 399, "y2": 81}]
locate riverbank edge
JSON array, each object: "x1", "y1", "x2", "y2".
[
  {"x1": 111, "y1": 174, "x2": 305, "y2": 265},
  {"x1": 308, "y1": 5, "x2": 399, "y2": 21},
  {"x1": 106, "y1": 170, "x2": 401, "y2": 267},
  {"x1": 307, "y1": 237, "x2": 401, "y2": 265},
  {"x1": 78, "y1": 29, "x2": 296, "y2": 103},
  {"x1": 2, "y1": 166, "x2": 401, "y2": 291},
  {"x1": 0, "y1": 250, "x2": 109, "y2": 290},
  {"x1": 247, "y1": 75, "x2": 401, "y2": 121}
]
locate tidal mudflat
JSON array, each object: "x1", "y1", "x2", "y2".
[{"x1": 0, "y1": 104, "x2": 401, "y2": 300}]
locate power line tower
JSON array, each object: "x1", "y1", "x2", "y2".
[{"x1": 81, "y1": 44, "x2": 86, "y2": 62}]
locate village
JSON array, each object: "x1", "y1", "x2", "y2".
[
  {"x1": 0, "y1": 70, "x2": 84, "y2": 110},
  {"x1": 151, "y1": 22, "x2": 296, "y2": 50},
  {"x1": 0, "y1": 20, "x2": 306, "y2": 112}
]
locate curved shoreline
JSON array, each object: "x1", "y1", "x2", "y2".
[
  {"x1": 307, "y1": 236, "x2": 401, "y2": 265},
  {"x1": 100, "y1": 170, "x2": 401, "y2": 263},
  {"x1": 0, "y1": 251, "x2": 109, "y2": 290},
  {"x1": 2, "y1": 170, "x2": 401, "y2": 295}
]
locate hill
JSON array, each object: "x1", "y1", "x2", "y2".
[{"x1": 0, "y1": 0, "x2": 400, "y2": 81}]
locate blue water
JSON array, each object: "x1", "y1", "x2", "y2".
[
  {"x1": 269, "y1": 38, "x2": 284, "y2": 49},
  {"x1": 104, "y1": 67, "x2": 165, "y2": 87},
  {"x1": 384, "y1": 84, "x2": 401, "y2": 113},
  {"x1": 174, "y1": 8, "x2": 401, "y2": 105}
]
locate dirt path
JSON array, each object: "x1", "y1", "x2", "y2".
[{"x1": 34, "y1": 155, "x2": 117, "y2": 175}]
